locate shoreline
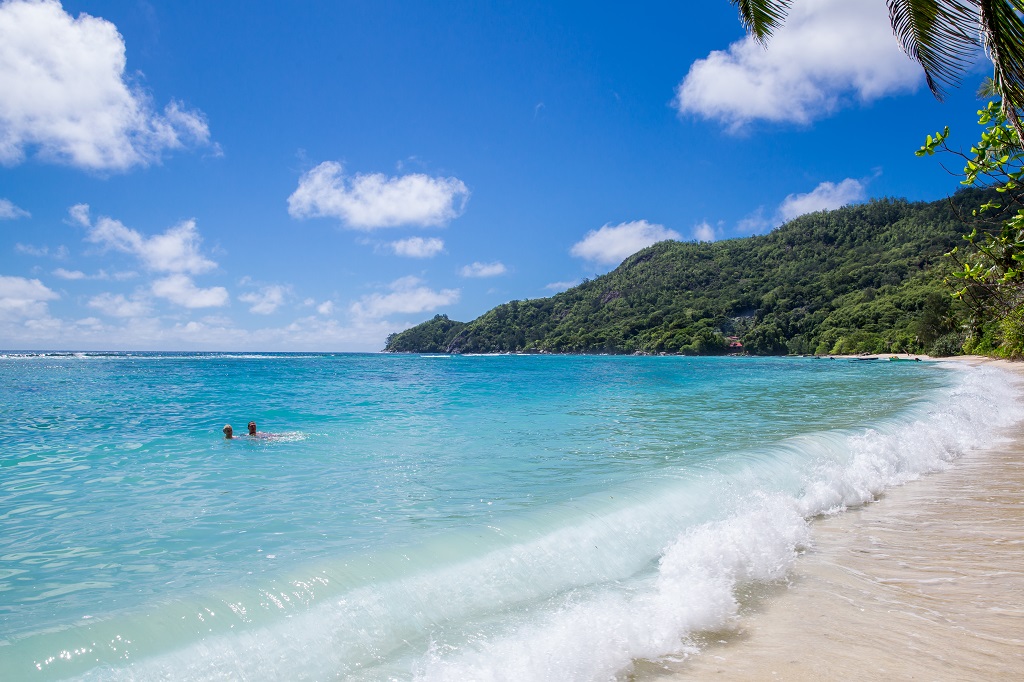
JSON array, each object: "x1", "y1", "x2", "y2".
[{"x1": 637, "y1": 356, "x2": 1024, "y2": 680}]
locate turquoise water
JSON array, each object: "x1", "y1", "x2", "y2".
[{"x1": 0, "y1": 353, "x2": 1018, "y2": 680}]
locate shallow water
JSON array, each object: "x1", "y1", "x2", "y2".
[{"x1": 0, "y1": 353, "x2": 1018, "y2": 680}]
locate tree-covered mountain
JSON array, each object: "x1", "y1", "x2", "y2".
[{"x1": 385, "y1": 189, "x2": 997, "y2": 356}]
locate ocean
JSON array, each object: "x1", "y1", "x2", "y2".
[{"x1": 0, "y1": 352, "x2": 1019, "y2": 680}]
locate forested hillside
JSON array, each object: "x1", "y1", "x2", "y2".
[{"x1": 386, "y1": 189, "x2": 995, "y2": 356}]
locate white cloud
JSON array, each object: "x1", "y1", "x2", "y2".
[
  {"x1": 53, "y1": 267, "x2": 87, "y2": 280},
  {"x1": 0, "y1": 298, "x2": 416, "y2": 352},
  {"x1": 676, "y1": 0, "x2": 922, "y2": 129},
  {"x1": 390, "y1": 236, "x2": 445, "y2": 258},
  {"x1": 317, "y1": 300, "x2": 334, "y2": 315},
  {"x1": 0, "y1": 275, "x2": 58, "y2": 320},
  {"x1": 350, "y1": 276, "x2": 459, "y2": 319},
  {"x1": 15, "y1": 243, "x2": 69, "y2": 259},
  {"x1": 0, "y1": 198, "x2": 29, "y2": 219},
  {"x1": 288, "y1": 161, "x2": 469, "y2": 229},
  {"x1": 692, "y1": 221, "x2": 718, "y2": 242},
  {"x1": 545, "y1": 280, "x2": 580, "y2": 292},
  {"x1": 68, "y1": 203, "x2": 91, "y2": 226},
  {"x1": 570, "y1": 220, "x2": 680, "y2": 265},
  {"x1": 66, "y1": 268, "x2": 127, "y2": 281},
  {"x1": 88, "y1": 292, "x2": 150, "y2": 317},
  {"x1": 778, "y1": 178, "x2": 866, "y2": 222},
  {"x1": 459, "y1": 261, "x2": 507, "y2": 278},
  {"x1": 0, "y1": 0, "x2": 211, "y2": 170},
  {"x1": 151, "y1": 274, "x2": 228, "y2": 308},
  {"x1": 736, "y1": 208, "x2": 771, "y2": 234},
  {"x1": 239, "y1": 284, "x2": 288, "y2": 315},
  {"x1": 87, "y1": 217, "x2": 216, "y2": 274}
]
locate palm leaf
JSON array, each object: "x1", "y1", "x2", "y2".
[
  {"x1": 978, "y1": 0, "x2": 1024, "y2": 131},
  {"x1": 886, "y1": 0, "x2": 980, "y2": 99},
  {"x1": 730, "y1": 0, "x2": 792, "y2": 43}
]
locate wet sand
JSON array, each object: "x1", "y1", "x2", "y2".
[{"x1": 642, "y1": 357, "x2": 1024, "y2": 681}]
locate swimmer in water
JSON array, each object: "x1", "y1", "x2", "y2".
[
  {"x1": 223, "y1": 424, "x2": 234, "y2": 439},
  {"x1": 248, "y1": 421, "x2": 257, "y2": 436}
]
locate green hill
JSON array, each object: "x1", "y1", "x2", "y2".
[{"x1": 385, "y1": 189, "x2": 995, "y2": 356}]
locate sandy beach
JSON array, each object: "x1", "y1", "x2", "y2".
[{"x1": 637, "y1": 357, "x2": 1024, "y2": 681}]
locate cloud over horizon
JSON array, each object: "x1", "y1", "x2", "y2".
[
  {"x1": 0, "y1": 275, "x2": 59, "y2": 321},
  {"x1": 676, "y1": 0, "x2": 922, "y2": 129},
  {"x1": 350, "y1": 276, "x2": 459, "y2": 319},
  {"x1": 288, "y1": 161, "x2": 469, "y2": 229},
  {"x1": 239, "y1": 284, "x2": 288, "y2": 315},
  {"x1": 692, "y1": 221, "x2": 718, "y2": 242},
  {"x1": 87, "y1": 292, "x2": 151, "y2": 318},
  {"x1": 778, "y1": 178, "x2": 867, "y2": 222},
  {"x1": 0, "y1": 0, "x2": 212, "y2": 170},
  {"x1": 736, "y1": 177, "x2": 869, "y2": 235},
  {"x1": 151, "y1": 274, "x2": 228, "y2": 309},
  {"x1": 570, "y1": 220, "x2": 681, "y2": 265}
]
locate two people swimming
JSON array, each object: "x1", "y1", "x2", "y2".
[{"x1": 223, "y1": 421, "x2": 265, "y2": 439}]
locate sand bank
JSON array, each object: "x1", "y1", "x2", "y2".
[{"x1": 639, "y1": 357, "x2": 1024, "y2": 681}]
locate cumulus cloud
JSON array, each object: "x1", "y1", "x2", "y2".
[
  {"x1": 151, "y1": 274, "x2": 228, "y2": 308},
  {"x1": 350, "y1": 276, "x2": 459, "y2": 319},
  {"x1": 288, "y1": 161, "x2": 469, "y2": 229},
  {"x1": 692, "y1": 221, "x2": 718, "y2": 242},
  {"x1": 676, "y1": 0, "x2": 922, "y2": 129},
  {"x1": 0, "y1": 198, "x2": 29, "y2": 219},
  {"x1": 239, "y1": 284, "x2": 288, "y2": 314},
  {"x1": 545, "y1": 280, "x2": 580, "y2": 292},
  {"x1": 0, "y1": 0, "x2": 211, "y2": 170},
  {"x1": 87, "y1": 217, "x2": 217, "y2": 274},
  {"x1": 570, "y1": 220, "x2": 680, "y2": 265},
  {"x1": 68, "y1": 203, "x2": 91, "y2": 227},
  {"x1": 459, "y1": 261, "x2": 507, "y2": 278},
  {"x1": 0, "y1": 275, "x2": 58, "y2": 320},
  {"x1": 778, "y1": 178, "x2": 866, "y2": 222},
  {"x1": 317, "y1": 300, "x2": 334, "y2": 316},
  {"x1": 736, "y1": 208, "x2": 771, "y2": 235},
  {"x1": 52, "y1": 267, "x2": 87, "y2": 280},
  {"x1": 88, "y1": 292, "x2": 150, "y2": 317},
  {"x1": 390, "y1": 236, "x2": 445, "y2": 258},
  {"x1": 733, "y1": 177, "x2": 869, "y2": 234}
]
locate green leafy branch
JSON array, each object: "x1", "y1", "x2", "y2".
[{"x1": 919, "y1": 100, "x2": 1024, "y2": 334}]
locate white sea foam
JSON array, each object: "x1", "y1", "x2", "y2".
[{"x1": 64, "y1": 363, "x2": 1024, "y2": 681}]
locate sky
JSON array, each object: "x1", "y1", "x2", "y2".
[{"x1": 0, "y1": 0, "x2": 994, "y2": 351}]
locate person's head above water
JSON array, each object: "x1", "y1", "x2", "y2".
[
  {"x1": 223, "y1": 424, "x2": 234, "y2": 439},
  {"x1": 248, "y1": 421, "x2": 257, "y2": 436}
]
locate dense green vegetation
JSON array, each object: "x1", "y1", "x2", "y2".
[
  {"x1": 919, "y1": 101, "x2": 1024, "y2": 358},
  {"x1": 385, "y1": 189, "x2": 999, "y2": 356}
]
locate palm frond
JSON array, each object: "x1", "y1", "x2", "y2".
[
  {"x1": 886, "y1": 0, "x2": 981, "y2": 99},
  {"x1": 978, "y1": 0, "x2": 1024, "y2": 131},
  {"x1": 730, "y1": 0, "x2": 792, "y2": 44},
  {"x1": 977, "y1": 75, "x2": 999, "y2": 97}
]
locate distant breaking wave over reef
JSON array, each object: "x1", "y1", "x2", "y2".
[{"x1": 385, "y1": 188, "x2": 996, "y2": 357}]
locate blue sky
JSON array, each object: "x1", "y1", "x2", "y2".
[{"x1": 0, "y1": 0, "x2": 992, "y2": 351}]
